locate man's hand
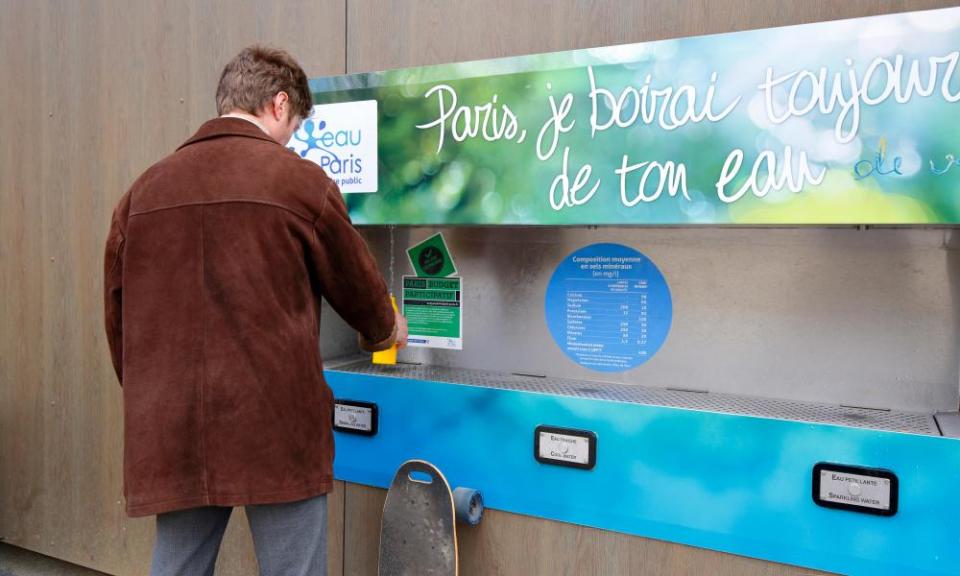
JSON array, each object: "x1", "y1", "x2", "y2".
[{"x1": 394, "y1": 309, "x2": 409, "y2": 348}]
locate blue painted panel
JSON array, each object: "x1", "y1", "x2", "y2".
[{"x1": 327, "y1": 370, "x2": 960, "y2": 576}]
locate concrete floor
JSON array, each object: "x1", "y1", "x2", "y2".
[{"x1": 0, "y1": 543, "x2": 109, "y2": 576}]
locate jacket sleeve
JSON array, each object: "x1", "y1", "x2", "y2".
[
  {"x1": 103, "y1": 206, "x2": 126, "y2": 385},
  {"x1": 310, "y1": 184, "x2": 397, "y2": 352}
]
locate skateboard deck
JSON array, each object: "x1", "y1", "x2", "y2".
[{"x1": 378, "y1": 460, "x2": 458, "y2": 576}]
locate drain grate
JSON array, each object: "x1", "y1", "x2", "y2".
[{"x1": 329, "y1": 360, "x2": 939, "y2": 436}]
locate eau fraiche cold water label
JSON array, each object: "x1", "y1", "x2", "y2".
[
  {"x1": 288, "y1": 100, "x2": 378, "y2": 193},
  {"x1": 538, "y1": 431, "x2": 591, "y2": 466}
]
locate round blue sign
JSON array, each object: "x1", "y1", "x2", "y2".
[{"x1": 545, "y1": 243, "x2": 672, "y2": 372}]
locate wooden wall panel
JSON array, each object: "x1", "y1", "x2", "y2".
[
  {"x1": 347, "y1": 0, "x2": 960, "y2": 71},
  {"x1": 342, "y1": 482, "x2": 389, "y2": 576},
  {"x1": 343, "y1": 484, "x2": 831, "y2": 576},
  {"x1": 327, "y1": 480, "x2": 346, "y2": 576},
  {"x1": 0, "y1": 1, "x2": 345, "y2": 574}
]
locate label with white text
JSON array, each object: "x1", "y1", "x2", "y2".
[
  {"x1": 537, "y1": 431, "x2": 592, "y2": 466},
  {"x1": 818, "y1": 469, "x2": 892, "y2": 511},
  {"x1": 334, "y1": 403, "x2": 374, "y2": 433}
]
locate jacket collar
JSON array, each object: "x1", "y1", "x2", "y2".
[{"x1": 177, "y1": 117, "x2": 280, "y2": 150}]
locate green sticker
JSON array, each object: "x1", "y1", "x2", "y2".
[{"x1": 406, "y1": 233, "x2": 457, "y2": 278}]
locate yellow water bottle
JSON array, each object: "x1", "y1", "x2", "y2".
[{"x1": 372, "y1": 295, "x2": 399, "y2": 365}]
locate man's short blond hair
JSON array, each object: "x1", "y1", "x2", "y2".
[{"x1": 216, "y1": 45, "x2": 313, "y2": 120}]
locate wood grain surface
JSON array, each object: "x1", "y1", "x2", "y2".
[
  {"x1": 346, "y1": 0, "x2": 958, "y2": 71},
  {"x1": 0, "y1": 2, "x2": 345, "y2": 574},
  {"x1": 343, "y1": 483, "x2": 832, "y2": 576}
]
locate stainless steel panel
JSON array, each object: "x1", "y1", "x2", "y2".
[
  {"x1": 935, "y1": 412, "x2": 960, "y2": 438},
  {"x1": 332, "y1": 359, "x2": 939, "y2": 435},
  {"x1": 333, "y1": 227, "x2": 960, "y2": 414},
  {"x1": 320, "y1": 299, "x2": 359, "y2": 361}
]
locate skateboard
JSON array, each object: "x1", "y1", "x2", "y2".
[{"x1": 378, "y1": 460, "x2": 483, "y2": 576}]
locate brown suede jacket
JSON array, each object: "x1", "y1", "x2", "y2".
[{"x1": 103, "y1": 117, "x2": 395, "y2": 517}]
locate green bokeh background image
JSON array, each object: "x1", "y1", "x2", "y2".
[{"x1": 298, "y1": 8, "x2": 960, "y2": 225}]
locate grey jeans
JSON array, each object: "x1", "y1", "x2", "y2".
[{"x1": 150, "y1": 494, "x2": 327, "y2": 576}]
